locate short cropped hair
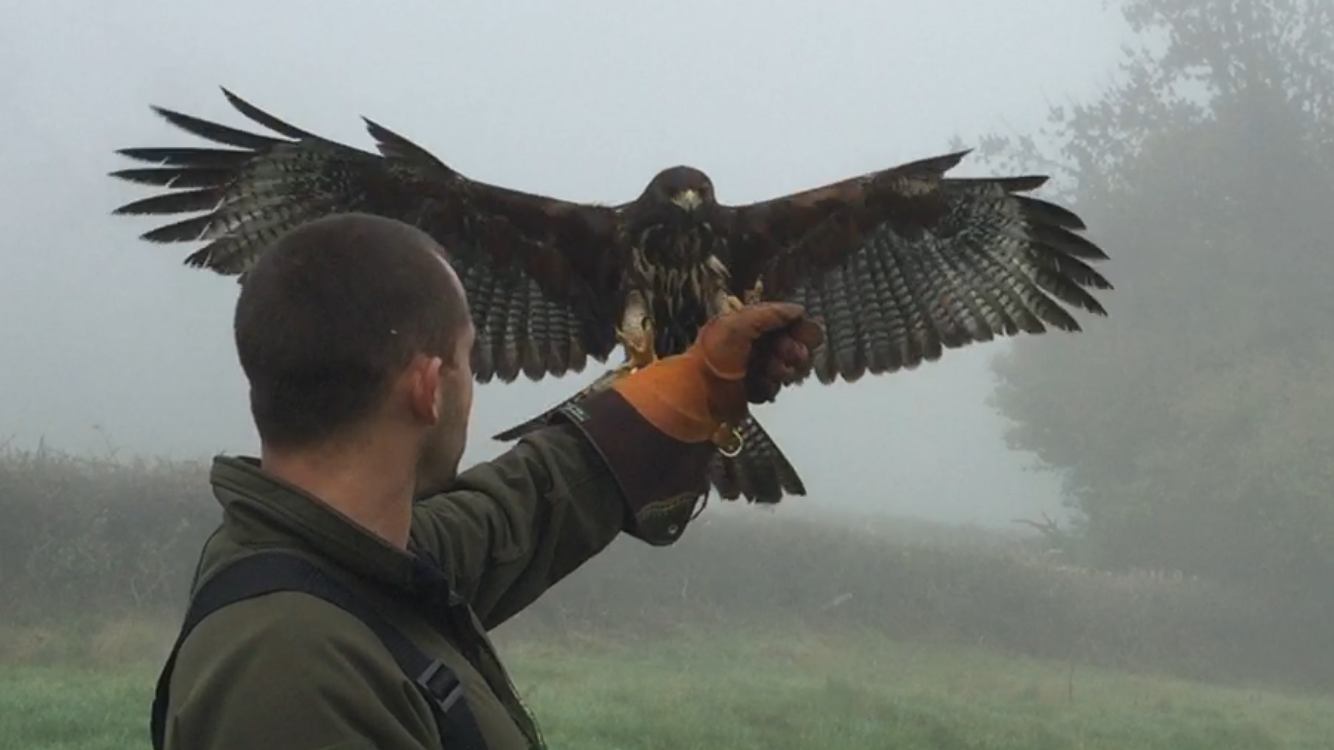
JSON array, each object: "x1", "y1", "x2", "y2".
[{"x1": 233, "y1": 213, "x2": 470, "y2": 448}]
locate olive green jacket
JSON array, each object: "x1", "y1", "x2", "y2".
[{"x1": 160, "y1": 391, "x2": 714, "y2": 750}]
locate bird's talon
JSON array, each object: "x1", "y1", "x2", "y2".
[{"x1": 615, "y1": 317, "x2": 658, "y2": 375}]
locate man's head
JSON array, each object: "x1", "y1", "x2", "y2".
[{"x1": 233, "y1": 213, "x2": 475, "y2": 493}]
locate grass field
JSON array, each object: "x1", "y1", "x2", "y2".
[{"x1": 4, "y1": 624, "x2": 1333, "y2": 750}]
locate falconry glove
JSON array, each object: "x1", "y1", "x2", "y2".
[{"x1": 610, "y1": 302, "x2": 824, "y2": 449}]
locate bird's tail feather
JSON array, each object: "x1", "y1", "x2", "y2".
[
  {"x1": 708, "y1": 415, "x2": 805, "y2": 504},
  {"x1": 491, "y1": 377, "x2": 805, "y2": 504}
]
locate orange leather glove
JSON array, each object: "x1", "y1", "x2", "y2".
[{"x1": 611, "y1": 303, "x2": 825, "y2": 444}]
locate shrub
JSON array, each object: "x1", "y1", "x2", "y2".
[{"x1": 1, "y1": 445, "x2": 1330, "y2": 692}]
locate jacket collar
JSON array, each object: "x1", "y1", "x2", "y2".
[{"x1": 208, "y1": 455, "x2": 425, "y2": 591}]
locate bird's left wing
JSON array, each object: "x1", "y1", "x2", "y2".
[
  {"x1": 110, "y1": 88, "x2": 626, "y2": 383},
  {"x1": 723, "y1": 150, "x2": 1111, "y2": 383}
]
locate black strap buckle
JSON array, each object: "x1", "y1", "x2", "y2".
[{"x1": 415, "y1": 659, "x2": 466, "y2": 715}]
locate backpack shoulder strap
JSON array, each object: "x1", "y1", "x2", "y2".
[{"x1": 150, "y1": 549, "x2": 486, "y2": 750}]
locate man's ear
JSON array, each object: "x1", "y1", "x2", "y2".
[{"x1": 407, "y1": 354, "x2": 445, "y2": 425}]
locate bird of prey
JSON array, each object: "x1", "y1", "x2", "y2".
[{"x1": 109, "y1": 88, "x2": 1112, "y2": 505}]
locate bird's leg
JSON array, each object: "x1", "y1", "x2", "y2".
[
  {"x1": 711, "y1": 287, "x2": 746, "y2": 317},
  {"x1": 615, "y1": 317, "x2": 657, "y2": 373},
  {"x1": 612, "y1": 291, "x2": 658, "y2": 378},
  {"x1": 703, "y1": 283, "x2": 755, "y2": 457},
  {"x1": 711, "y1": 277, "x2": 766, "y2": 319},
  {"x1": 742, "y1": 277, "x2": 765, "y2": 306}
]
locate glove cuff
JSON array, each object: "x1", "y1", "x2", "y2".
[{"x1": 553, "y1": 388, "x2": 713, "y2": 546}]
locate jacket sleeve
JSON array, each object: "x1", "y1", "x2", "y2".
[
  {"x1": 165, "y1": 594, "x2": 441, "y2": 750},
  {"x1": 408, "y1": 388, "x2": 715, "y2": 629}
]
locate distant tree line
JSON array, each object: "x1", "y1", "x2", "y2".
[
  {"x1": 965, "y1": 0, "x2": 1334, "y2": 611},
  {"x1": 2, "y1": 446, "x2": 1333, "y2": 692}
]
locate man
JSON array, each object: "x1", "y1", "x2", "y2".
[{"x1": 155, "y1": 212, "x2": 822, "y2": 750}]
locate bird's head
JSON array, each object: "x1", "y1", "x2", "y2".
[{"x1": 642, "y1": 166, "x2": 716, "y2": 217}]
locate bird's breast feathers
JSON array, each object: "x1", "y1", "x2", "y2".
[{"x1": 628, "y1": 245, "x2": 730, "y2": 311}]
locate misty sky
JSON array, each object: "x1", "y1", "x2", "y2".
[{"x1": 0, "y1": 0, "x2": 1130, "y2": 526}]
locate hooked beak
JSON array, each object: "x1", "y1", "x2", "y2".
[{"x1": 670, "y1": 189, "x2": 702, "y2": 212}]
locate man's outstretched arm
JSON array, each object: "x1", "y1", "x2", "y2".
[
  {"x1": 409, "y1": 388, "x2": 712, "y2": 629},
  {"x1": 408, "y1": 303, "x2": 823, "y2": 629}
]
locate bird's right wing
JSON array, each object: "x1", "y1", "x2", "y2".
[{"x1": 111, "y1": 88, "x2": 626, "y2": 383}]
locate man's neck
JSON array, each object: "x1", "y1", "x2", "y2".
[{"x1": 259, "y1": 437, "x2": 417, "y2": 549}]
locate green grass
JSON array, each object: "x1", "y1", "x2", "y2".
[{"x1": 4, "y1": 625, "x2": 1333, "y2": 750}]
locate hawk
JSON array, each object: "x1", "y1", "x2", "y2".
[{"x1": 109, "y1": 88, "x2": 1112, "y2": 505}]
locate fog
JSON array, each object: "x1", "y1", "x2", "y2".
[
  {"x1": 0, "y1": 0, "x2": 1128, "y2": 527},
  {"x1": 7, "y1": 2, "x2": 1334, "y2": 748}
]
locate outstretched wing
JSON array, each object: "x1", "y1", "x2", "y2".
[
  {"x1": 110, "y1": 88, "x2": 626, "y2": 383},
  {"x1": 724, "y1": 150, "x2": 1111, "y2": 383}
]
